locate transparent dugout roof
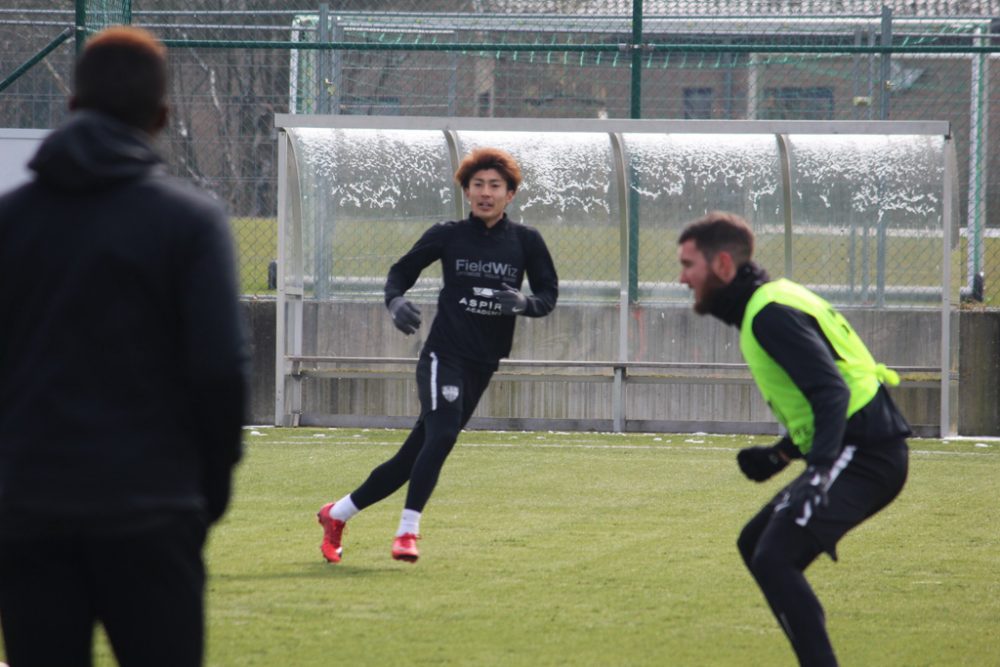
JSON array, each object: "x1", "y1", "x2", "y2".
[{"x1": 279, "y1": 118, "x2": 954, "y2": 307}]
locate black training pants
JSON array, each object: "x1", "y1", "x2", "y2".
[
  {"x1": 0, "y1": 512, "x2": 207, "y2": 667},
  {"x1": 351, "y1": 350, "x2": 494, "y2": 513},
  {"x1": 737, "y1": 439, "x2": 909, "y2": 667}
]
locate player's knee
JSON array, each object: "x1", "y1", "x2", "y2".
[
  {"x1": 423, "y1": 430, "x2": 459, "y2": 460},
  {"x1": 747, "y1": 541, "x2": 794, "y2": 584}
]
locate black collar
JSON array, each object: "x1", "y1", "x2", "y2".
[
  {"x1": 469, "y1": 212, "x2": 510, "y2": 233},
  {"x1": 708, "y1": 262, "x2": 771, "y2": 327}
]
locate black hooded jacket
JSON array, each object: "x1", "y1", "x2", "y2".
[
  {"x1": 709, "y1": 263, "x2": 910, "y2": 467},
  {"x1": 0, "y1": 111, "x2": 249, "y2": 530}
]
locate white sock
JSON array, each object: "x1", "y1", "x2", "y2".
[
  {"x1": 396, "y1": 509, "x2": 421, "y2": 536},
  {"x1": 329, "y1": 494, "x2": 360, "y2": 522}
]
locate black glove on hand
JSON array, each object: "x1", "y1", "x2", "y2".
[
  {"x1": 496, "y1": 283, "x2": 528, "y2": 315},
  {"x1": 737, "y1": 444, "x2": 790, "y2": 482},
  {"x1": 388, "y1": 296, "x2": 422, "y2": 335},
  {"x1": 786, "y1": 465, "x2": 832, "y2": 517}
]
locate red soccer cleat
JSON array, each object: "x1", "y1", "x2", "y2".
[
  {"x1": 317, "y1": 502, "x2": 345, "y2": 564},
  {"x1": 391, "y1": 533, "x2": 420, "y2": 563}
]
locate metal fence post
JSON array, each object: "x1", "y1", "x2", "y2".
[
  {"x1": 0, "y1": 28, "x2": 72, "y2": 94},
  {"x1": 75, "y1": 0, "x2": 87, "y2": 55},
  {"x1": 627, "y1": 0, "x2": 642, "y2": 304},
  {"x1": 317, "y1": 4, "x2": 330, "y2": 114},
  {"x1": 611, "y1": 132, "x2": 630, "y2": 433},
  {"x1": 967, "y1": 25, "x2": 988, "y2": 292},
  {"x1": 879, "y1": 5, "x2": 892, "y2": 121}
]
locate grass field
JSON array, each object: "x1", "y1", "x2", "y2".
[
  {"x1": 17, "y1": 428, "x2": 993, "y2": 666},
  {"x1": 231, "y1": 217, "x2": 277, "y2": 293}
]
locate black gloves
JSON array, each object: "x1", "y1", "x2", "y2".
[
  {"x1": 388, "y1": 296, "x2": 422, "y2": 335},
  {"x1": 737, "y1": 446, "x2": 788, "y2": 482},
  {"x1": 737, "y1": 437, "x2": 797, "y2": 482},
  {"x1": 739, "y1": 437, "x2": 833, "y2": 518},
  {"x1": 786, "y1": 465, "x2": 832, "y2": 517},
  {"x1": 495, "y1": 283, "x2": 528, "y2": 315}
]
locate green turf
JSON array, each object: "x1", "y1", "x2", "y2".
[{"x1": 29, "y1": 428, "x2": 993, "y2": 666}]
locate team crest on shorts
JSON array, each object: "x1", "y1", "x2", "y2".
[{"x1": 441, "y1": 385, "x2": 460, "y2": 402}]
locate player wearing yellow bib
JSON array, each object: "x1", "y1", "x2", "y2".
[{"x1": 678, "y1": 212, "x2": 910, "y2": 667}]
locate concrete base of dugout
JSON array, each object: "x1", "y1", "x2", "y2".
[{"x1": 243, "y1": 299, "x2": 1000, "y2": 437}]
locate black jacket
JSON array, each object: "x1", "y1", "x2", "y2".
[
  {"x1": 0, "y1": 111, "x2": 249, "y2": 530},
  {"x1": 709, "y1": 263, "x2": 910, "y2": 467},
  {"x1": 385, "y1": 213, "x2": 558, "y2": 368}
]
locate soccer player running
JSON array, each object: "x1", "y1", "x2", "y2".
[
  {"x1": 318, "y1": 147, "x2": 558, "y2": 564},
  {"x1": 677, "y1": 212, "x2": 910, "y2": 667}
]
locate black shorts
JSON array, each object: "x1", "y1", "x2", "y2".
[
  {"x1": 415, "y1": 349, "x2": 495, "y2": 426},
  {"x1": 769, "y1": 439, "x2": 909, "y2": 558}
]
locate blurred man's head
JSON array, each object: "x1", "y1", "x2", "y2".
[
  {"x1": 677, "y1": 211, "x2": 755, "y2": 314},
  {"x1": 71, "y1": 26, "x2": 168, "y2": 134}
]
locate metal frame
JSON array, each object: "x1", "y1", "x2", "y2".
[
  {"x1": 967, "y1": 24, "x2": 989, "y2": 291},
  {"x1": 276, "y1": 114, "x2": 949, "y2": 135},
  {"x1": 274, "y1": 114, "x2": 957, "y2": 436}
]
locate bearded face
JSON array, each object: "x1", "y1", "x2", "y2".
[
  {"x1": 678, "y1": 239, "x2": 731, "y2": 315},
  {"x1": 693, "y1": 269, "x2": 728, "y2": 314}
]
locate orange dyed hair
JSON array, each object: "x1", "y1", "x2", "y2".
[{"x1": 454, "y1": 147, "x2": 523, "y2": 192}]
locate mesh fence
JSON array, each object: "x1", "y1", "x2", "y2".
[{"x1": 2, "y1": 1, "x2": 999, "y2": 303}]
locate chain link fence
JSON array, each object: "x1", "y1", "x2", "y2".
[{"x1": 2, "y1": 1, "x2": 999, "y2": 304}]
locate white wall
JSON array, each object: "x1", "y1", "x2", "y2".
[{"x1": 0, "y1": 129, "x2": 47, "y2": 196}]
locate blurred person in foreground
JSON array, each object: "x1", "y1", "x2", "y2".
[
  {"x1": 0, "y1": 26, "x2": 248, "y2": 667},
  {"x1": 677, "y1": 211, "x2": 910, "y2": 667},
  {"x1": 317, "y1": 147, "x2": 558, "y2": 564}
]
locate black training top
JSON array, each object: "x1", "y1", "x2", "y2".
[
  {"x1": 384, "y1": 213, "x2": 558, "y2": 369},
  {"x1": 709, "y1": 263, "x2": 911, "y2": 466}
]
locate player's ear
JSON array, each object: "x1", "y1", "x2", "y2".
[
  {"x1": 712, "y1": 250, "x2": 738, "y2": 282},
  {"x1": 150, "y1": 104, "x2": 168, "y2": 135}
]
